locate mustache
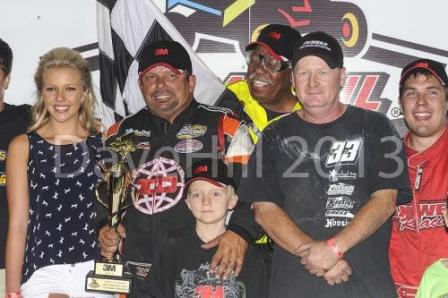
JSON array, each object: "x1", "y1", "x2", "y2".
[{"x1": 248, "y1": 72, "x2": 273, "y2": 84}]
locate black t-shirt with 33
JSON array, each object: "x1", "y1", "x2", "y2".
[
  {"x1": 0, "y1": 103, "x2": 31, "y2": 268},
  {"x1": 141, "y1": 228, "x2": 270, "y2": 298},
  {"x1": 238, "y1": 105, "x2": 411, "y2": 298}
]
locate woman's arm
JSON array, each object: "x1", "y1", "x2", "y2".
[{"x1": 5, "y1": 134, "x2": 30, "y2": 293}]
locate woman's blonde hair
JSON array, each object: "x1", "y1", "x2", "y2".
[{"x1": 28, "y1": 47, "x2": 100, "y2": 134}]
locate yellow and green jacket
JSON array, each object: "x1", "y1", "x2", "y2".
[
  {"x1": 217, "y1": 80, "x2": 301, "y2": 245},
  {"x1": 217, "y1": 80, "x2": 301, "y2": 143}
]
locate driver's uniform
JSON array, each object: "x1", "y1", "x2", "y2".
[{"x1": 102, "y1": 100, "x2": 253, "y2": 296}]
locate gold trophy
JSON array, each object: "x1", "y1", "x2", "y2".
[{"x1": 85, "y1": 136, "x2": 136, "y2": 294}]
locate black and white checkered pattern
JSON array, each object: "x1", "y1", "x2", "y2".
[{"x1": 96, "y1": 0, "x2": 225, "y2": 129}]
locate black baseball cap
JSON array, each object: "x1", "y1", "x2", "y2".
[
  {"x1": 185, "y1": 158, "x2": 234, "y2": 190},
  {"x1": 400, "y1": 58, "x2": 448, "y2": 87},
  {"x1": 138, "y1": 40, "x2": 192, "y2": 76},
  {"x1": 292, "y1": 31, "x2": 344, "y2": 69},
  {"x1": 245, "y1": 24, "x2": 301, "y2": 61}
]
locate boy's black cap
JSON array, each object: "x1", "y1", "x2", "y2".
[
  {"x1": 245, "y1": 24, "x2": 301, "y2": 60},
  {"x1": 400, "y1": 58, "x2": 448, "y2": 87},
  {"x1": 292, "y1": 31, "x2": 344, "y2": 69},
  {"x1": 185, "y1": 158, "x2": 234, "y2": 189},
  {"x1": 138, "y1": 40, "x2": 192, "y2": 76}
]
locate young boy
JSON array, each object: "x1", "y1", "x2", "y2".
[{"x1": 141, "y1": 158, "x2": 269, "y2": 298}]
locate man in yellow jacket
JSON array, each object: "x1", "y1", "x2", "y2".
[{"x1": 217, "y1": 24, "x2": 302, "y2": 142}]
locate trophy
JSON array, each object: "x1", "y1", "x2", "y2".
[{"x1": 85, "y1": 135, "x2": 136, "y2": 294}]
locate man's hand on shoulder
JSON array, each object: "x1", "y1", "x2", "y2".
[{"x1": 201, "y1": 230, "x2": 248, "y2": 279}]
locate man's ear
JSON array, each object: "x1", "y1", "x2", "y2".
[
  {"x1": 339, "y1": 67, "x2": 347, "y2": 87},
  {"x1": 290, "y1": 71, "x2": 296, "y2": 91},
  {"x1": 3, "y1": 74, "x2": 11, "y2": 89},
  {"x1": 138, "y1": 77, "x2": 143, "y2": 90},
  {"x1": 188, "y1": 74, "x2": 196, "y2": 93},
  {"x1": 398, "y1": 97, "x2": 404, "y2": 115}
]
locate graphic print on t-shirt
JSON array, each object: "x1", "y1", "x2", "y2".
[
  {"x1": 325, "y1": 138, "x2": 363, "y2": 167},
  {"x1": 324, "y1": 137, "x2": 363, "y2": 229},
  {"x1": 175, "y1": 263, "x2": 246, "y2": 298},
  {"x1": 132, "y1": 157, "x2": 185, "y2": 215}
]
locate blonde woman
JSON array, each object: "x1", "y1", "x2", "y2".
[{"x1": 5, "y1": 48, "x2": 110, "y2": 298}]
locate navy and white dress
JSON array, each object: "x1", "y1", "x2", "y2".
[{"x1": 22, "y1": 131, "x2": 102, "y2": 284}]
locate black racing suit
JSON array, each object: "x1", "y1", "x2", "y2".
[{"x1": 100, "y1": 100, "x2": 256, "y2": 295}]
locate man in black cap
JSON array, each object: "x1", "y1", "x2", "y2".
[
  {"x1": 237, "y1": 31, "x2": 411, "y2": 297},
  {"x1": 97, "y1": 40, "x2": 254, "y2": 296},
  {"x1": 217, "y1": 24, "x2": 302, "y2": 143},
  {"x1": 389, "y1": 58, "x2": 448, "y2": 297}
]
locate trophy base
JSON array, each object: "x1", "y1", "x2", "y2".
[{"x1": 85, "y1": 270, "x2": 133, "y2": 294}]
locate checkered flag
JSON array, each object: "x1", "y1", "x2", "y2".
[{"x1": 96, "y1": 0, "x2": 225, "y2": 129}]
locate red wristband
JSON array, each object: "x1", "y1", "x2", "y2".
[
  {"x1": 327, "y1": 238, "x2": 343, "y2": 258},
  {"x1": 6, "y1": 292, "x2": 22, "y2": 298}
]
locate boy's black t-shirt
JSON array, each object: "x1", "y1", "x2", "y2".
[
  {"x1": 141, "y1": 228, "x2": 269, "y2": 298},
  {"x1": 0, "y1": 103, "x2": 31, "y2": 268}
]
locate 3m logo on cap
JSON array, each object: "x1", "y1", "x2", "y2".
[
  {"x1": 268, "y1": 32, "x2": 281, "y2": 40},
  {"x1": 154, "y1": 48, "x2": 168, "y2": 56},
  {"x1": 193, "y1": 165, "x2": 208, "y2": 174},
  {"x1": 414, "y1": 62, "x2": 429, "y2": 68}
]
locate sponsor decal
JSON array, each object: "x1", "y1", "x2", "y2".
[
  {"x1": 136, "y1": 142, "x2": 151, "y2": 150},
  {"x1": 328, "y1": 169, "x2": 357, "y2": 182},
  {"x1": 176, "y1": 124, "x2": 207, "y2": 140},
  {"x1": 154, "y1": 48, "x2": 168, "y2": 56},
  {"x1": 0, "y1": 172, "x2": 5, "y2": 186},
  {"x1": 395, "y1": 201, "x2": 447, "y2": 231},
  {"x1": 0, "y1": 150, "x2": 6, "y2": 161},
  {"x1": 325, "y1": 209, "x2": 354, "y2": 219},
  {"x1": 124, "y1": 128, "x2": 151, "y2": 137},
  {"x1": 325, "y1": 138, "x2": 363, "y2": 167},
  {"x1": 174, "y1": 139, "x2": 203, "y2": 153},
  {"x1": 325, "y1": 218, "x2": 350, "y2": 228},
  {"x1": 132, "y1": 157, "x2": 185, "y2": 215},
  {"x1": 300, "y1": 40, "x2": 331, "y2": 51},
  {"x1": 327, "y1": 183, "x2": 355, "y2": 196},
  {"x1": 326, "y1": 196, "x2": 355, "y2": 209}
]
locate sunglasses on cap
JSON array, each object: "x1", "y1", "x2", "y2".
[{"x1": 245, "y1": 50, "x2": 290, "y2": 73}]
